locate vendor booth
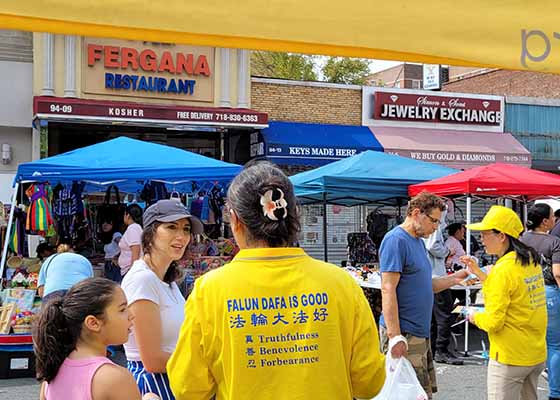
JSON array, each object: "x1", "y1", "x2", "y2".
[
  {"x1": 0, "y1": 137, "x2": 241, "y2": 375},
  {"x1": 409, "y1": 162, "x2": 560, "y2": 355},
  {"x1": 291, "y1": 150, "x2": 457, "y2": 260}
]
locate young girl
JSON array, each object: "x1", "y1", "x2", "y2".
[{"x1": 34, "y1": 277, "x2": 159, "y2": 400}]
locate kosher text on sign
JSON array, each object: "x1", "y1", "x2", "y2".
[{"x1": 34, "y1": 97, "x2": 268, "y2": 127}]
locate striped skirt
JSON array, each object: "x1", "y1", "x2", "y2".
[{"x1": 127, "y1": 360, "x2": 175, "y2": 400}]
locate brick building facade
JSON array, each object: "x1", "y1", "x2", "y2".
[
  {"x1": 444, "y1": 69, "x2": 560, "y2": 98},
  {"x1": 251, "y1": 78, "x2": 361, "y2": 125},
  {"x1": 442, "y1": 69, "x2": 560, "y2": 171}
]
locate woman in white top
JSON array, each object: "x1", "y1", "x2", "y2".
[
  {"x1": 121, "y1": 199, "x2": 203, "y2": 400},
  {"x1": 118, "y1": 204, "x2": 144, "y2": 277}
]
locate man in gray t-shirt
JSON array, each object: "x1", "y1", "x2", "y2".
[{"x1": 520, "y1": 231, "x2": 560, "y2": 286}]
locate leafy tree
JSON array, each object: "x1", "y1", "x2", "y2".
[
  {"x1": 322, "y1": 57, "x2": 371, "y2": 85},
  {"x1": 251, "y1": 51, "x2": 317, "y2": 81}
]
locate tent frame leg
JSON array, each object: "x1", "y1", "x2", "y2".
[
  {"x1": 0, "y1": 183, "x2": 19, "y2": 282},
  {"x1": 464, "y1": 194, "x2": 472, "y2": 357},
  {"x1": 323, "y1": 192, "x2": 328, "y2": 262}
]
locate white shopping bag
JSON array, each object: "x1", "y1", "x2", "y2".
[{"x1": 372, "y1": 355, "x2": 428, "y2": 400}]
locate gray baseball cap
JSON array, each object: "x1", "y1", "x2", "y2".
[{"x1": 143, "y1": 199, "x2": 204, "y2": 234}]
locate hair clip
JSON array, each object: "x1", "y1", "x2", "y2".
[{"x1": 260, "y1": 188, "x2": 288, "y2": 221}]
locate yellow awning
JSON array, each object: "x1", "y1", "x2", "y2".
[{"x1": 1, "y1": 1, "x2": 559, "y2": 73}]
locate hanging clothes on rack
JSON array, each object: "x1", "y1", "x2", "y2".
[
  {"x1": 190, "y1": 192, "x2": 210, "y2": 223},
  {"x1": 347, "y1": 232, "x2": 378, "y2": 266},
  {"x1": 140, "y1": 181, "x2": 169, "y2": 206},
  {"x1": 10, "y1": 207, "x2": 27, "y2": 256},
  {"x1": 25, "y1": 183, "x2": 55, "y2": 236}
]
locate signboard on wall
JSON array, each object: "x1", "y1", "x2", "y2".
[
  {"x1": 267, "y1": 144, "x2": 359, "y2": 160},
  {"x1": 83, "y1": 38, "x2": 215, "y2": 103},
  {"x1": 385, "y1": 149, "x2": 530, "y2": 166},
  {"x1": 362, "y1": 87, "x2": 505, "y2": 132},
  {"x1": 33, "y1": 96, "x2": 268, "y2": 128},
  {"x1": 373, "y1": 91, "x2": 502, "y2": 126},
  {"x1": 423, "y1": 64, "x2": 441, "y2": 90}
]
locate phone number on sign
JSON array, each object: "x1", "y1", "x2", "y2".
[
  {"x1": 215, "y1": 113, "x2": 259, "y2": 123},
  {"x1": 503, "y1": 155, "x2": 530, "y2": 163}
]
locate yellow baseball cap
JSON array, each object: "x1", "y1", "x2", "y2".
[{"x1": 467, "y1": 205, "x2": 524, "y2": 239}]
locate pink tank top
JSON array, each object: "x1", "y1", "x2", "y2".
[{"x1": 45, "y1": 356, "x2": 114, "y2": 400}]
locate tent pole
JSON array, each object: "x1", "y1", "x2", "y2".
[
  {"x1": 466, "y1": 195, "x2": 472, "y2": 256},
  {"x1": 323, "y1": 192, "x2": 328, "y2": 263},
  {"x1": 523, "y1": 197, "x2": 528, "y2": 227},
  {"x1": 464, "y1": 193, "x2": 472, "y2": 356},
  {"x1": 0, "y1": 183, "x2": 19, "y2": 282}
]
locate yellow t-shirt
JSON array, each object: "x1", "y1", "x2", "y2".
[
  {"x1": 474, "y1": 251, "x2": 547, "y2": 366},
  {"x1": 167, "y1": 247, "x2": 385, "y2": 400}
]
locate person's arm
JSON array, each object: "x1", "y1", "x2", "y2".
[
  {"x1": 350, "y1": 283, "x2": 386, "y2": 399},
  {"x1": 378, "y1": 234, "x2": 407, "y2": 358},
  {"x1": 38, "y1": 260, "x2": 47, "y2": 297},
  {"x1": 168, "y1": 281, "x2": 216, "y2": 400},
  {"x1": 130, "y1": 245, "x2": 141, "y2": 264},
  {"x1": 553, "y1": 264, "x2": 560, "y2": 287},
  {"x1": 91, "y1": 363, "x2": 144, "y2": 400},
  {"x1": 40, "y1": 382, "x2": 46, "y2": 400},
  {"x1": 460, "y1": 255, "x2": 487, "y2": 282},
  {"x1": 549, "y1": 238, "x2": 560, "y2": 287},
  {"x1": 381, "y1": 272, "x2": 406, "y2": 357},
  {"x1": 129, "y1": 300, "x2": 171, "y2": 373},
  {"x1": 432, "y1": 269, "x2": 470, "y2": 293}
]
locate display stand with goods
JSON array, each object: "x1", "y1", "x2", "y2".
[{"x1": 0, "y1": 138, "x2": 243, "y2": 379}]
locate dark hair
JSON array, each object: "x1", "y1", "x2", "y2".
[
  {"x1": 526, "y1": 203, "x2": 552, "y2": 230},
  {"x1": 406, "y1": 191, "x2": 446, "y2": 216},
  {"x1": 36, "y1": 243, "x2": 54, "y2": 258},
  {"x1": 492, "y1": 229, "x2": 539, "y2": 267},
  {"x1": 99, "y1": 220, "x2": 121, "y2": 245},
  {"x1": 555, "y1": 209, "x2": 560, "y2": 219},
  {"x1": 33, "y1": 278, "x2": 118, "y2": 383},
  {"x1": 447, "y1": 222, "x2": 464, "y2": 237},
  {"x1": 125, "y1": 204, "x2": 143, "y2": 226},
  {"x1": 142, "y1": 222, "x2": 182, "y2": 284},
  {"x1": 227, "y1": 161, "x2": 301, "y2": 247}
]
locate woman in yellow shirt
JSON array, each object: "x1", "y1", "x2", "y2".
[
  {"x1": 167, "y1": 161, "x2": 386, "y2": 400},
  {"x1": 462, "y1": 205, "x2": 547, "y2": 400}
]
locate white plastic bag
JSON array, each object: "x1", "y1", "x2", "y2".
[{"x1": 372, "y1": 356, "x2": 428, "y2": 400}]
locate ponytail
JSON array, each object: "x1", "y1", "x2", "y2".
[
  {"x1": 33, "y1": 278, "x2": 118, "y2": 382},
  {"x1": 33, "y1": 297, "x2": 75, "y2": 382},
  {"x1": 495, "y1": 230, "x2": 539, "y2": 267}
]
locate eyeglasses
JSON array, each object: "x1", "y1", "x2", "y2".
[{"x1": 424, "y1": 213, "x2": 440, "y2": 225}]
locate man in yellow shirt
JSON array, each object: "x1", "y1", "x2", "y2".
[
  {"x1": 167, "y1": 162, "x2": 385, "y2": 399},
  {"x1": 462, "y1": 205, "x2": 547, "y2": 400}
]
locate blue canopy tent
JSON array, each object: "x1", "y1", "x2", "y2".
[
  {"x1": 15, "y1": 136, "x2": 241, "y2": 185},
  {"x1": 290, "y1": 150, "x2": 457, "y2": 260},
  {"x1": 2, "y1": 137, "x2": 242, "y2": 276}
]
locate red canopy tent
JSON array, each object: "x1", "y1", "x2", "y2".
[
  {"x1": 409, "y1": 163, "x2": 560, "y2": 198},
  {"x1": 409, "y1": 162, "x2": 560, "y2": 356}
]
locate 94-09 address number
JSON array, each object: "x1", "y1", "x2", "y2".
[{"x1": 50, "y1": 104, "x2": 73, "y2": 113}]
